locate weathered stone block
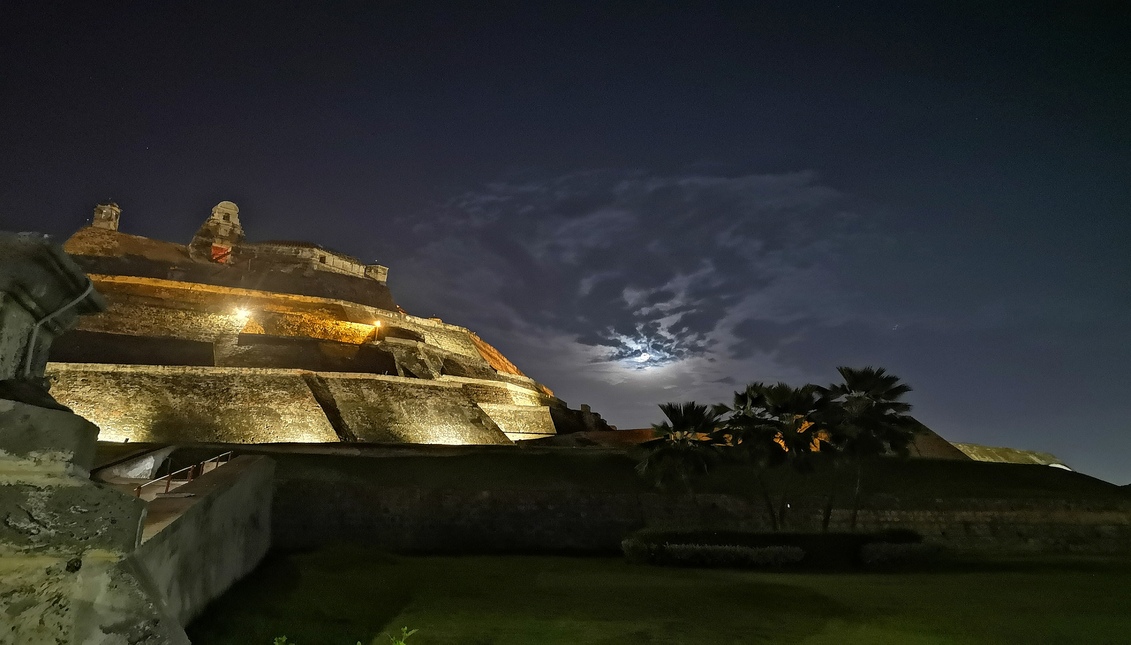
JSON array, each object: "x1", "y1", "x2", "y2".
[
  {"x1": 46, "y1": 364, "x2": 340, "y2": 443},
  {"x1": 320, "y1": 373, "x2": 512, "y2": 444},
  {"x1": 0, "y1": 551, "x2": 190, "y2": 645},
  {"x1": 476, "y1": 403, "x2": 556, "y2": 441},
  {"x1": 0, "y1": 480, "x2": 144, "y2": 555},
  {"x1": 0, "y1": 399, "x2": 99, "y2": 474}
]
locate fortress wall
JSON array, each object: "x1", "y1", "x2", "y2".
[
  {"x1": 79, "y1": 298, "x2": 243, "y2": 343},
  {"x1": 141, "y1": 446, "x2": 1128, "y2": 555},
  {"x1": 476, "y1": 403, "x2": 557, "y2": 441},
  {"x1": 827, "y1": 504, "x2": 1131, "y2": 552},
  {"x1": 469, "y1": 333, "x2": 526, "y2": 378},
  {"x1": 316, "y1": 372, "x2": 514, "y2": 445},
  {"x1": 247, "y1": 243, "x2": 368, "y2": 278},
  {"x1": 443, "y1": 376, "x2": 549, "y2": 407},
  {"x1": 410, "y1": 325, "x2": 483, "y2": 359},
  {"x1": 82, "y1": 275, "x2": 501, "y2": 361},
  {"x1": 83, "y1": 278, "x2": 376, "y2": 345},
  {"x1": 51, "y1": 330, "x2": 216, "y2": 366},
  {"x1": 269, "y1": 461, "x2": 1131, "y2": 554},
  {"x1": 439, "y1": 353, "x2": 498, "y2": 380},
  {"x1": 271, "y1": 486, "x2": 1131, "y2": 552},
  {"x1": 263, "y1": 310, "x2": 374, "y2": 344},
  {"x1": 71, "y1": 252, "x2": 399, "y2": 310},
  {"x1": 46, "y1": 363, "x2": 551, "y2": 445},
  {"x1": 46, "y1": 364, "x2": 340, "y2": 443}
]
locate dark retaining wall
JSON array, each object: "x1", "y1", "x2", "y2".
[
  {"x1": 256, "y1": 448, "x2": 1131, "y2": 555},
  {"x1": 272, "y1": 484, "x2": 1131, "y2": 555}
]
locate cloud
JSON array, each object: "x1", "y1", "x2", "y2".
[
  {"x1": 389, "y1": 168, "x2": 884, "y2": 422},
  {"x1": 383, "y1": 165, "x2": 1131, "y2": 479}
]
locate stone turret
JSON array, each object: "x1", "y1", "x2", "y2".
[
  {"x1": 91, "y1": 202, "x2": 121, "y2": 231},
  {"x1": 189, "y1": 201, "x2": 245, "y2": 263}
]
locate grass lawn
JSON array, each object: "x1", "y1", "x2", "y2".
[{"x1": 188, "y1": 546, "x2": 1131, "y2": 645}]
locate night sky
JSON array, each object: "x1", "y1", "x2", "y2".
[{"x1": 2, "y1": 2, "x2": 1128, "y2": 483}]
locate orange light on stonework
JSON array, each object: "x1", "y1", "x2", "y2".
[
  {"x1": 373, "y1": 320, "x2": 382, "y2": 327},
  {"x1": 233, "y1": 307, "x2": 251, "y2": 321}
]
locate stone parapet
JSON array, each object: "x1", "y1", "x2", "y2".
[{"x1": 0, "y1": 399, "x2": 99, "y2": 476}]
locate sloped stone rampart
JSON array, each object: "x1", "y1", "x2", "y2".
[
  {"x1": 76, "y1": 275, "x2": 501, "y2": 363},
  {"x1": 953, "y1": 442, "x2": 1066, "y2": 466},
  {"x1": 442, "y1": 375, "x2": 553, "y2": 407},
  {"x1": 476, "y1": 403, "x2": 557, "y2": 441},
  {"x1": 47, "y1": 364, "x2": 555, "y2": 445},
  {"x1": 412, "y1": 324, "x2": 484, "y2": 360},
  {"x1": 59, "y1": 275, "x2": 540, "y2": 383},
  {"x1": 316, "y1": 373, "x2": 513, "y2": 445},
  {"x1": 46, "y1": 364, "x2": 340, "y2": 444}
]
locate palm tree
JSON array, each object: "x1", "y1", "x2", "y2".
[
  {"x1": 824, "y1": 366, "x2": 920, "y2": 529},
  {"x1": 635, "y1": 401, "x2": 722, "y2": 490},
  {"x1": 719, "y1": 382, "x2": 833, "y2": 530}
]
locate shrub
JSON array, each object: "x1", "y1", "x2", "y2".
[
  {"x1": 621, "y1": 536, "x2": 661, "y2": 564},
  {"x1": 622, "y1": 536, "x2": 804, "y2": 568},
  {"x1": 662, "y1": 543, "x2": 805, "y2": 568},
  {"x1": 623, "y1": 528, "x2": 927, "y2": 569},
  {"x1": 858, "y1": 541, "x2": 941, "y2": 568}
]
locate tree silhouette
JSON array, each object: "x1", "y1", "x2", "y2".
[
  {"x1": 823, "y1": 366, "x2": 920, "y2": 529},
  {"x1": 635, "y1": 401, "x2": 722, "y2": 491}
]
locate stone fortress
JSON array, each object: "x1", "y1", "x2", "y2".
[
  {"x1": 2, "y1": 210, "x2": 1127, "y2": 645},
  {"x1": 48, "y1": 201, "x2": 612, "y2": 446}
]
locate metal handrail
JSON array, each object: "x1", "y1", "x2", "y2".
[{"x1": 134, "y1": 451, "x2": 234, "y2": 497}]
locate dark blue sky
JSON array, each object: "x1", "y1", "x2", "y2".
[{"x1": 2, "y1": 2, "x2": 1128, "y2": 483}]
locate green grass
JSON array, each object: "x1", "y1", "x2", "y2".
[{"x1": 188, "y1": 546, "x2": 1131, "y2": 645}]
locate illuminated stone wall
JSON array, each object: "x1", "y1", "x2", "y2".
[
  {"x1": 317, "y1": 373, "x2": 513, "y2": 444},
  {"x1": 44, "y1": 269, "x2": 572, "y2": 445},
  {"x1": 74, "y1": 275, "x2": 530, "y2": 374},
  {"x1": 245, "y1": 242, "x2": 369, "y2": 278},
  {"x1": 47, "y1": 364, "x2": 340, "y2": 444},
  {"x1": 446, "y1": 376, "x2": 553, "y2": 407},
  {"x1": 45, "y1": 364, "x2": 557, "y2": 445},
  {"x1": 476, "y1": 403, "x2": 557, "y2": 441}
]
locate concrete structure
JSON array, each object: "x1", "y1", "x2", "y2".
[
  {"x1": 168, "y1": 443, "x2": 1122, "y2": 556},
  {"x1": 46, "y1": 201, "x2": 609, "y2": 446},
  {"x1": 247, "y1": 240, "x2": 388, "y2": 283},
  {"x1": 0, "y1": 232, "x2": 187, "y2": 645},
  {"x1": 134, "y1": 455, "x2": 274, "y2": 625}
]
